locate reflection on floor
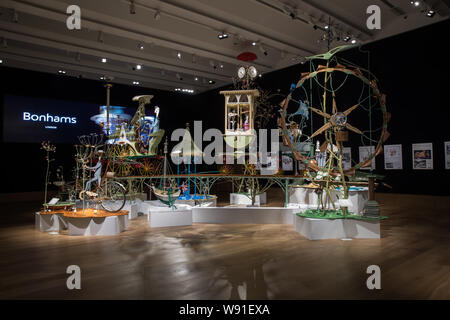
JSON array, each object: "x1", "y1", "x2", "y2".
[{"x1": 0, "y1": 192, "x2": 449, "y2": 299}]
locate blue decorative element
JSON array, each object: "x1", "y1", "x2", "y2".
[
  {"x1": 290, "y1": 83, "x2": 296, "y2": 93},
  {"x1": 288, "y1": 100, "x2": 309, "y2": 120}
]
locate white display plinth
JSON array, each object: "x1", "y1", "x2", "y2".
[
  {"x1": 66, "y1": 215, "x2": 128, "y2": 236},
  {"x1": 289, "y1": 187, "x2": 368, "y2": 214},
  {"x1": 230, "y1": 192, "x2": 267, "y2": 206},
  {"x1": 192, "y1": 207, "x2": 295, "y2": 224},
  {"x1": 35, "y1": 212, "x2": 67, "y2": 232},
  {"x1": 294, "y1": 215, "x2": 380, "y2": 240},
  {"x1": 123, "y1": 201, "x2": 138, "y2": 220},
  {"x1": 148, "y1": 204, "x2": 193, "y2": 228}
]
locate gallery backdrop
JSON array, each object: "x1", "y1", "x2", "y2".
[{"x1": 1, "y1": 19, "x2": 449, "y2": 195}]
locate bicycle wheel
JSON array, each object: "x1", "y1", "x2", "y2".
[{"x1": 100, "y1": 180, "x2": 126, "y2": 212}]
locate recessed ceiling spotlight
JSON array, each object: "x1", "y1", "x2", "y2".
[
  {"x1": 100, "y1": 76, "x2": 105, "y2": 80},
  {"x1": 351, "y1": 39, "x2": 357, "y2": 44},
  {"x1": 133, "y1": 81, "x2": 140, "y2": 85},
  {"x1": 58, "y1": 70, "x2": 66, "y2": 74},
  {"x1": 426, "y1": 10, "x2": 435, "y2": 17},
  {"x1": 138, "y1": 43, "x2": 144, "y2": 50},
  {"x1": 0, "y1": 59, "x2": 3, "y2": 64},
  {"x1": 154, "y1": 10, "x2": 161, "y2": 20},
  {"x1": 136, "y1": 64, "x2": 142, "y2": 70},
  {"x1": 177, "y1": 52, "x2": 182, "y2": 59},
  {"x1": 194, "y1": 77, "x2": 199, "y2": 81},
  {"x1": 208, "y1": 80, "x2": 215, "y2": 84},
  {"x1": 343, "y1": 36, "x2": 351, "y2": 42},
  {"x1": 252, "y1": 41, "x2": 257, "y2": 46},
  {"x1": 218, "y1": 32, "x2": 228, "y2": 39},
  {"x1": 101, "y1": 58, "x2": 107, "y2": 63},
  {"x1": 324, "y1": 25, "x2": 329, "y2": 29},
  {"x1": 410, "y1": 1, "x2": 420, "y2": 7},
  {"x1": 220, "y1": 64, "x2": 224, "y2": 69}
]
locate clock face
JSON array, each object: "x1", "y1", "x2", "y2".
[
  {"x1": 238, "y1": 67, "x2": 246, "y2": 79},
  {"x1": 248, "y1": 66, "x2": 257, "y2": 79}
]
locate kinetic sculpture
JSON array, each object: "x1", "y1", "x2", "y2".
[{"x1": 279, "y1": 45, "x2": 390, "y2": 217}]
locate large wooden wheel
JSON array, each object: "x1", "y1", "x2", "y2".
[{"x1": 279, "y1": 62, "x2": 390, "y2": 176}]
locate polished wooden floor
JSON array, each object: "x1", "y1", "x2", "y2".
[{"x1": 0, "y1": 191, "x2": 449, "y2": 299}]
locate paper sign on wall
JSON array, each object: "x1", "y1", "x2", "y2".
[
  {"x1": 342, "y1": 147, "x2": 352, "y2": 170},
  {"x1": 445, "y1": 142, "x2": 450, "y2": 170},
  {"x1": 281, "y1": 155, "x2": 293, "y2": 171},
  {"x1": 412, "y1": 143, "x2": 433, "y2": 170},
  {"x1": 359, "y1": 146, "x2": 375, "y2": 170},
  {"x1": 384, "y1": 144, "x2": 403, "y2": 170}
]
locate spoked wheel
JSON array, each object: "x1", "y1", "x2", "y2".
[{"x1": 99, "y1": 180, "x2": 127, "y2": 212}]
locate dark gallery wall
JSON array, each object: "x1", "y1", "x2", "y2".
[{"x1": 0, "y1": 19, "x2": 449, "y2": 195}]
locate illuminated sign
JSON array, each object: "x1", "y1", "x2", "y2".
[{"x1": 23, "y1": 112, "x2": 77, "y2": 124}]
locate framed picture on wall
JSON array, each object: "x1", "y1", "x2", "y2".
[
  {"x1": 445, "y1": 142, "x2": 450, "y2": 170},
  {"x1": 384, "y1": 144, "x2": 403, "y2": 170},
  {"x1": 412, "y1": 143, "x2": 433, "y2": 170}
]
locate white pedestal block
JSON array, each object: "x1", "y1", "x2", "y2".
[
  {"x1": 123, "y1": 201, "x2": 138, "y2": 220},
  {"x1": 192, "y1": 207, "x2": 295, "y2": 224},
  {"x1": 148, "y1": 205, "x2": 193, "y2": 228},
  {"x1": 230, "y1": 192, "x2": 267, "y2": 206},
  {"x1": 66, "y1": 215, "x2": 128, "y2": 236},
  {"x1": 294, "y1": 216, "x2": 380, "y2": 240},
  {"x1": 290, "y1": 188, "x2": 365, "y2": 213},
  {"x1": 347, "y1": 190, "x2": 369, "y2": 214},
  {"x1": 35, "y1": 212, "x2": 67, "y2": 232}
]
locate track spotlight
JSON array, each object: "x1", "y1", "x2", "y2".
[
  {"x1": 130, "y1": 0, "x2": 136, "y2": 14},
  {"x1": 97, "y1": 31, "x2": 104, "y2": 43},
  {"x1": 218, "y1": 32, "x2": 228, "y2": 40},
  {"x1": 154, "y1": 10, "x2": 161, "y2": 20},
  {"x1": 12, "y1": 9, "x2": 18, "y2": 23},
  {"x1": 259, "y1": 44, "x2": 268, "y2": 56}
]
